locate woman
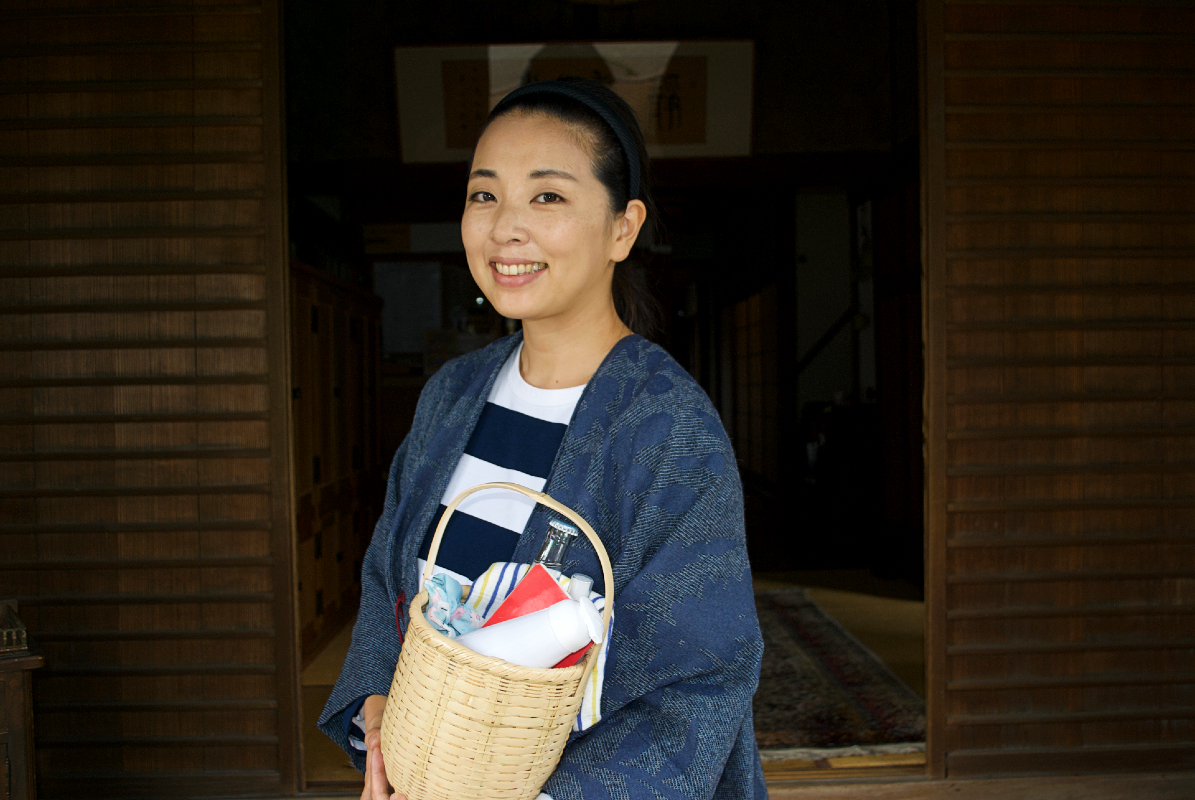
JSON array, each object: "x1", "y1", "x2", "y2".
[{"x1": 319, "y1": 78, "x2": 767, "y2": 800}]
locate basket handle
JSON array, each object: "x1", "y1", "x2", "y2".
[{"x1": 421, "y1": 481, "x2": 615, "y2": 684}]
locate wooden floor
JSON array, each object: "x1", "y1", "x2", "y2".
[
  {"x1": 765, "y1": 771, "x2": 1195, "y2": 799},
  {"x1": 298, "y1": 770, "x2": 1195, "y2": 799},
  {"x1": 765, "y1": 751, "x2": 927, "y2": 783},
  {"x1": 301, "y1": 624, "x2": 362, "y2": 788}
]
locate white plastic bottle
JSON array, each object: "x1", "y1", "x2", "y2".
[{"x1": 455, "y1": 597, "x2": 604, "y2": 668}]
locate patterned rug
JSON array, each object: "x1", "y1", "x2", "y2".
[{"x1": 753, "y1": 588, "x2": 926, "y2": 750}]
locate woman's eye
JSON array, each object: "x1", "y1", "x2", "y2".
[
  {"x1": 469, "y1": 190, "x2": 496, "y2": 203},
  {"x1": 534, "y1": 192, "x2": 562, "y2": 204}
]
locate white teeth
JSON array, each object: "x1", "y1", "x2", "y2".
[{"x1": 493, "y1": 262, "x2": 545, "y2": 276}]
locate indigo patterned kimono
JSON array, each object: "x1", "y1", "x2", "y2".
[{"x1": 319, "y1": 333, "x2": 768, "y2": 800}]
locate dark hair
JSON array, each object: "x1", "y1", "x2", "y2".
[{"x1": 481, "y1": 78, "x2": 661, "y2": 339}]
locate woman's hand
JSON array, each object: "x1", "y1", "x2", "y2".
[{"x1": 360, "y1": 694, "x2": 407, "y2": 800}]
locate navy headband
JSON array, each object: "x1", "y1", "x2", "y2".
[{"x1": 491, "y1": 80, "x2": 641, "y2": 201}]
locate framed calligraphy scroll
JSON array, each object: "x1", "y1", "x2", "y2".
[{"x1": 394, "y1": 41, "x2": 753, "y2": 163}]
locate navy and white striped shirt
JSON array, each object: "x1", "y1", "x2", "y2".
[
  {"x1": 416, "y1": 343, "x2": 585, "y2": 584},
  {"x1": 345, "y1": 344, "x2": 584, "y2": 755}
]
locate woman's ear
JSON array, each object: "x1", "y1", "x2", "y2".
[{"x1": 611, "y1": 199, "x2": 647, "y2": 263}]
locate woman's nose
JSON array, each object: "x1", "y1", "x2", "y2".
[{"x1": 490, "y1": 200, "x2": 527, "y2": 244}]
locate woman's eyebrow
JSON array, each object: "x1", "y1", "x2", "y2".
[
  {"x1": 468, "y1": 168, "x2": 498, "y2": 180},
  {"x1": 529, "y1": 168, "x2": 577, "y2": 181}
]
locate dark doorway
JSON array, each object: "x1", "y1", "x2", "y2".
[{"x1": 282, "y1": 0, "x2": 926, "y2": 788}]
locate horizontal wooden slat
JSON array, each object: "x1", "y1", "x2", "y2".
[
  {"x1": 948, "y1": 673, "x2": 1195, "y2": 692},
  {"x1": 944, "y1": 37, "x2": 1195, "y2": 70},
  {"x1": 0, "y1": 153, "x2": 263, "y2": 166},
  {"x1": 947, "y1": 2, "x2": 1195, "y2": 7},
  {"x1": 37, "y1": 735, "x2": 278, "y2": 748},
  {"x1": 0, "y1": 190, "x2": 264, "y2": 205},
  {"x1": 0, "y1": 116, "x2": 264, "y2": 131},
  {"x1": 41, "y1": 663, "x2": 275, "y2": 676},
  {"x1": 945, "y1": 184, "x2": 1195, "y2": 213},
  {"x1": 0, "y1": 520, "x2": 270, "y2": 534},
  {"x1": 0, "y1": 80, "x2": 263, "y2": 94},
  {"x1": 948, "y1": 391, "x2": 1194, "y2": 403},
  {"x1": 0, "y1": 263, "x2": 266, "y2": 278},
  {"x1": 37, "y1": 772, "x2": 282, "y2": 800},
  {"x1": 946, "y1": 33, "x2": 1195, "y2": 42},
  {"x1": 949, "y1": 708, "x2": 1195, "y2": 726},
  {"x1": 34, "y1": 628, "x2": 274, "y2": 641},
  {"x1": 946, "y1": 281, "x2": 1195, "y2": 294},
  {"x1": 947, "y1": 498, "x2": 1195, "y2": 512},
  {"x1": 0, "y1": 302, "x2": 265, "y2": 315},
  {"x1": 948, "y1": 426, "x2": 1195, "y2": 440},
  {"x1": 0, "y1": 376, "x2": 268, "y2": 388},
  {"x1": 948, "y1": 534, "x2": 1195, "y2": 548},
  {"x1": 948, "y1": 356, "x2": 1195, "y2": 367},
  {"x1": 2, "y1": 43, "x2": 263, "y2": 58},
  {"x1": 0, "y1": 338, "x2": 266, "y2": 351},
  {"x1": 947, "y1": 105, "x2": 1195, "y2": 114},
  {"x1": 947, "y1": 638, "x2": 1195, "y2": 656},
  {"x1": 946, "y1": 743, "x2": 1195, "y2": 778},
  {"x1": 0, "y1": 225, "x2": 264, "y2": 240},
  {"x1": 947, "y1": 320, "x2": 1195, "y2": 332},
  {"x1": 947, "y1": 603, "x2": 1195, "y2": 620},
  {"x1": 944, "y1": 3, "x2": 1195, "y2": 29},
  {"x1": 18, "y1": 593, "x2": 273, "y2": 606},
  {"x1": 946, "y1": 139, "x2": 1195, "y2": 149},
  {"x1": 948, "y1": 176, "x2": 1195, "y2": 184},
  {"x1": 0, "y1": 413, "x2": 269, "y2": 425},
  {"x1": 0, "y1": 484, "x2": 271, "y2": 498},
  {"x1": 947, "y1": 249, "x2": 1195, "y2": 260},
  {"x1": 0, "y1": 448, "x2": 270, "y2": 461},
  {"x1": 5, "y1": 557, "x2": 271, "y2": 571},
  {"x1": 947, "y1": 462, "x2": 1195, "y2": 477},
  {"x1": 945, "y1": 69, "x2": 1195, "y2": 79},
  {"x1": 947, "y1": 212, "x2": 1195, "y2": 223},
  {"x1": 33, "y1": 703, "x2": 276, "y2": 712},
  {"x1": 2, "y1": 5, "x2": 262, "y2": 20},
  {"x1": 947, "y1": 569, "x2": 1195, "y2": 584},
  {"x1": 36, "y1": 699, "x2": 276, "y2": 712}
]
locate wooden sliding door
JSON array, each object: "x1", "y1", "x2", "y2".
[
  {"x1": 922, "y1": 0, "x2": 1195, "y2": 778},
  {"x1": 0, "y1": 1, "x2": 296, "y2": 796}
]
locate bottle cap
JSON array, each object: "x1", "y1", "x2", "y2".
[
  {"x1": 567, "y1": 574, "x2": 593, "y2": 601},
  {"x1": 548, "y1": 519, "x2": 579, "y2": 536},
  {"x1": 536, "y1": 519, "x2": 580, "y2": 568}
]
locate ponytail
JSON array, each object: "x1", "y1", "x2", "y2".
[{"x1": 613, "y1": 258, "x2": 660, "y2": 340}]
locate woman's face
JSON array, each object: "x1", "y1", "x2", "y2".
[{"x1": 462, "y1": 112, "x2": 637, "y2": 329}]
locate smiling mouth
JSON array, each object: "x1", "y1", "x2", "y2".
[{"x1": 491, "y1": 262, "x2": 547, "y2": 276}]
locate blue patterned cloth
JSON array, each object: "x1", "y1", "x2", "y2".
[{"x1": 318, "y1": 333, "x2": 768, "y2": 800}]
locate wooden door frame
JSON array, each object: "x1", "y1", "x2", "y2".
[
  {"x1": 919, "y1": 0, "x2": 949, "y2": 781},
  {"x1": 263, "y1": 0, "x2": 302, "y2": 792}
]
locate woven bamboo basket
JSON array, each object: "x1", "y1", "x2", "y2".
[{"x1": 379, "y1": 481, "x2": 614, "y2": 800}]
